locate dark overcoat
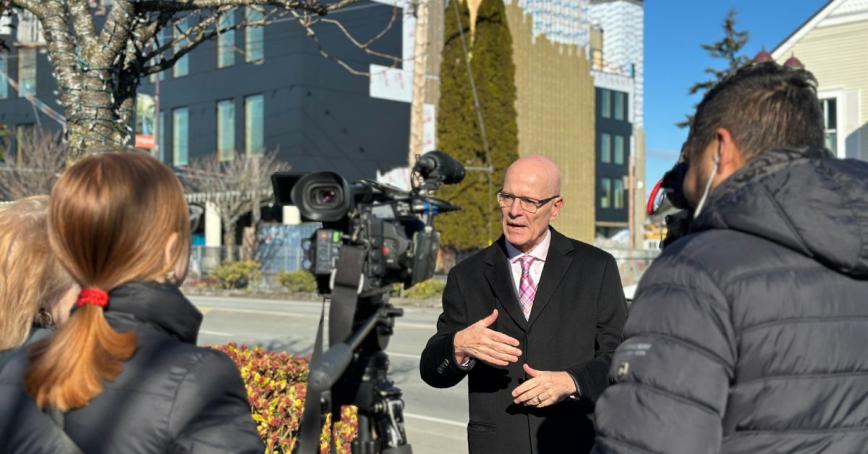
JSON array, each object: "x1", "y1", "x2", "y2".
[{"x1": 421, "y1": 229, "x2": 627, "y2": 454}]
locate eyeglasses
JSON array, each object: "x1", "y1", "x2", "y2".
[{"x1": 496, "y1": 191, "x2": 560, "y2": 214}]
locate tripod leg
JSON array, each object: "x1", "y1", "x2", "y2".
[{"x1": 351, "y1": 413, "x2": 377, "y2": 454}]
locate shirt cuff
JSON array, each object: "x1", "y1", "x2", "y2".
[{"x1": 567, "y1": 372, "x2": 582, "y2": 400}]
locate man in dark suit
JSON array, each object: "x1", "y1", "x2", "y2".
[{"x1": 420, "y1": 156, "x2": 627, "y2": 454}]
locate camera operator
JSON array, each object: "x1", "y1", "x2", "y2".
[
  {"x1": 593, "y1": 62, "x2": 868, "y2": 453},
  {"x1": 420, "y1": 156, "x2": 627, "y2": 454}
]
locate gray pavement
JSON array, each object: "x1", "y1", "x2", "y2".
[{"x1": 191, "y1": 295, "x2": 469, "y2": 454}]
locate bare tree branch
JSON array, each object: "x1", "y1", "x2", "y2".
[
  {"x1": 137, "y1": 0, "x2": 361, "y2": 14},
  {"x1": 0, "y1": 129, "x2": 69, "y2": 200},
  {"x1": 11, "y1": 1, "x2": 44, "y2": 15},
  {"x1": 142, "y1": 10, "x2": 271, "y2": 75},
  {"x1": 94, "y1": 0, "x2": 137, "y2": 68},
  {"x1": 6, "y1": 0, "x2": 400, "y2": 159},
  {"x1": 184, "y1": 151, "x2": 290, "y2": 261},
  {"x1": 68, "y1": 0, "x2": 98, "y2": 59},
  {"x1": 31, "y1": 1, "x2": 83, "y2": 107},
  {"x1": 319, "y1": 5, "x2": 401, "y2": 65}
]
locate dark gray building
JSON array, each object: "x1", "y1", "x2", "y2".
[
  {"x1": 0, "y1": 2, "x2": 410, "y2": 182},
  {"x1": 594, "y1": 85, "x2": 632, "y2": 238}
]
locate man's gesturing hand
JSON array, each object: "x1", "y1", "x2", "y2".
[
  {"x1": 512, "y1": 364, "x2": 577, "y2": 408},
  {"x1": 453, "y1": 309, "x2": 522, "y2": 367}
]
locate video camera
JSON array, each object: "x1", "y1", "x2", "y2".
[
  {"x1": 273, "y1": 150, "x2": 463, "y2": 293},
  {"x1": 646, "y1": 161, "x2": 692, "y2": 248},
  {"x1": 271, "y1": 150, "x2": 464, "y2": 454}
]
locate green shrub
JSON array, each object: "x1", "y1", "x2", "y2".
[
  {"x1": 278, "y1": 271, "x2": 317, "y2": 293},
  {"x1": 213, "y1": 260, "x2": 262, "y2": 289},
  {"x1": 404, "y1": 279, "x2": 446, "y2": 300}
]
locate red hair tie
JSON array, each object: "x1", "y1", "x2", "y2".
[{"x1": 76, "y1": 288, "x2": 109, "y2": 309}]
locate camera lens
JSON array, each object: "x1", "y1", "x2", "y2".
[
  {"x1": 314, "y1": 188, "x2": 338, "y2": 205},
  {"x1": 308, "y1": 184, "x2": 343, "y2": 209}
]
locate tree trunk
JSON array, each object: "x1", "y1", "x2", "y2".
[
  {"x1": 65, "y1": 77, "x2": 132, "y2": 159},
  {"x1": 223, "y1": 217, "x2": 237, "y2": 262},
  {"x1": 248, "y1": 157, "x2": 262, "y2": 260}
]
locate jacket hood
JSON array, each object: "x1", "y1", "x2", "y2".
[
  {"x1": 691, "y1": 147, "x2": 868, "y2": 278},
  {"x1": 107, "y1": 282, "x2": 203, "y2": 344}
]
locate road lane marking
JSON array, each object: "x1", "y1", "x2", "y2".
[
  {"x1": 199, "y1": 307, "x2": 435, "y2": 330},
  {"x1": 387, "y1": 352, "x2": 421, "y2": 360},
  {"x1": 199, "y1": 329, "x2": 236, "y2": 337},
  {"x1": 199, "y1": 307, "x2": 307, "y2": 318},
  {"x1": 403, "y1": 412, "x2": 466, "y2": 428}
]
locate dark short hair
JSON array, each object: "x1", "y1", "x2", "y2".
[{"x1": 686, "y1": 61, "x2": 825, "y2": 161}]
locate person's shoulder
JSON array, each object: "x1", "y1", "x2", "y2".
[
  {"x1": 555, "y1": 231, "x2": 615, "y2": 264},
  {"x1": 0, "y1": 348, "x2": 28, "y2": 384},
  {"x1": 449, "y1": 244, "x2": 495, "y2": 274}
]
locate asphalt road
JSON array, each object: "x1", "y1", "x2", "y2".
[{"x1": 191, "y1": 295, "x2": 469, "y2": 454}]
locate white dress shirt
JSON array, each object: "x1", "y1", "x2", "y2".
[
  {"x1": 504, "y1": 229, "x2": 552, "y2": 296},
  {"x1": 504, "y1": 228, "x2": 581, "y2": 399}
]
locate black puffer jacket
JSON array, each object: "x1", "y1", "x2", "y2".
[
  {"x1": 593, "y1": 148, "x2": 868, "y2": 454},
  {"x1": 0, "y1": 282, "x2": 263, "y2": 453}
]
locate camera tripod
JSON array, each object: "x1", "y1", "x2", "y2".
[
  {"x1": 335, "y1": 297, "x2": 412, "y2": 454},
  {"x1": 298, "y1": 289, "x2": 413, "y2": 454}
]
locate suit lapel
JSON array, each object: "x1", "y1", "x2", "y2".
[
  {"x1": 483, "y1": 238, "x2": 528, "y2": 332},
  {"x1": 527, "y1": 229, "x2": 574, "y2": 329}
]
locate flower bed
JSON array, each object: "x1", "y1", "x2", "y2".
[{"x1": 214, "y1": 343, "x2": 358, "y2": 453}]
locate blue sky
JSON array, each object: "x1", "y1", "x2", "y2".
[{"x1": 644, "y1": 0, "x2": 829, "y2": 190}]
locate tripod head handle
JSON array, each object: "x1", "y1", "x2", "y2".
[{"x1": 308, "y1": 343, "x2": 353, "y2": 393}]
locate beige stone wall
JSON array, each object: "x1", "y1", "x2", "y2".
[{"x1": 505, "y1": 3, "x2": 597, "y2": 243}]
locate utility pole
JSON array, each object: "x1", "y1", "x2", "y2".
[
  {"x1": 627, "y1": 144, "x2": 636, "y2": 249},
  {"x1": 153, "y1": 75, "x2": 161, "y2": 161},
  {"x1": 408, "y1": 0, "x2": 430, "y2": 168}
]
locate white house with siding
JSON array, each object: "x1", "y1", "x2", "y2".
[{"x1": 772, "y1": 0, "x2": 868, "y2": 160}]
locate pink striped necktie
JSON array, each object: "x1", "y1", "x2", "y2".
[{"x1": 518, "y1": 256, "x2": 537, "y2": 320}]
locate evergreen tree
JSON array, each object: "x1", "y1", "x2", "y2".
[
  {"x1": 436, "y1": 0, "x2": 519, "y2": 251},
  {"x1": 678, "y1": 9, "x2": 750, "y2": 128}
]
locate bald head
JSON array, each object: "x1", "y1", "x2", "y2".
[
  {"x1": 500, "y1": 156, "x2": 564, "y2": 252},
  {"x1": 504, "y1": 156, "x2": 561, "y2": 196}
]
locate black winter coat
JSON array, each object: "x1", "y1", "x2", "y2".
[
  {"x1": 0, "y1": 282, "x2": 263, "y2": 454},
  {"x1": 593, "y1": 148, "x2": 868, "y2": 454}
]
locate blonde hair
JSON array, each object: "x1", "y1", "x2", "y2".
[
  {"x1": 26, "y1": 152, "x2": 191, "y2": 411},
  {"x1": 0, "y1": 196, "x2": 74, "y2": 351}
]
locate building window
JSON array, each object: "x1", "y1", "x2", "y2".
[
  {"x1": 218, "y1": 99, "x2": 235, "y2": 161},
  {"x1": 18, "y1": 48, "x2": 37, "y2": 97},
  {"x1": 614, "y1": 91, "x2": 626, "y2": 120},
  {"x1": 614, "y1": 178, "x2": 624, "y2": 209},
  {"x1": 174, "y1": 18, "x2": 189, "y2": 78},
  {"x1": 600, "y1": 178, "x2": 612, "y2": 209},
  {"x1": 218, "y1": 12, "x2": 236, "y2": 68},
  {"x1": 614, "y1": 135, "x2": 625, "y2": 165},
  {"x1": 0, "y1": 54, "x2": 7, "y2": 99},
  {"x1": 821, "y1": 98, "x2": 837, "y2": 155},
  {"x1": 150, "y1": 28, "x2": 170, "y2": 83},
  {"x1": 245, "y1": 94, "x2": 264, "y2": 156},
  {"x1": 173, "y1": 107, "x2": 189, "y2": 166},
  {"x1": 245, "y1": 8, "x2": 265, "y2": 62},
  {"x1": 158, "y1": 110, "x2": 166, "y2": 163},
  {"x1": 600, "y1": 133, "x2": 611, "y2": 163},
  {"x1": 601, "y1": 89, "x2": 611, "y2": 119}
]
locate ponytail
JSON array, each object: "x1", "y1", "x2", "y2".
[
  {"x1": 24, "y1": 152, "x2": 188, "y2": 411},
  {"x1": 25, "y1": 293, "x2": 136, "y2": 411}
]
